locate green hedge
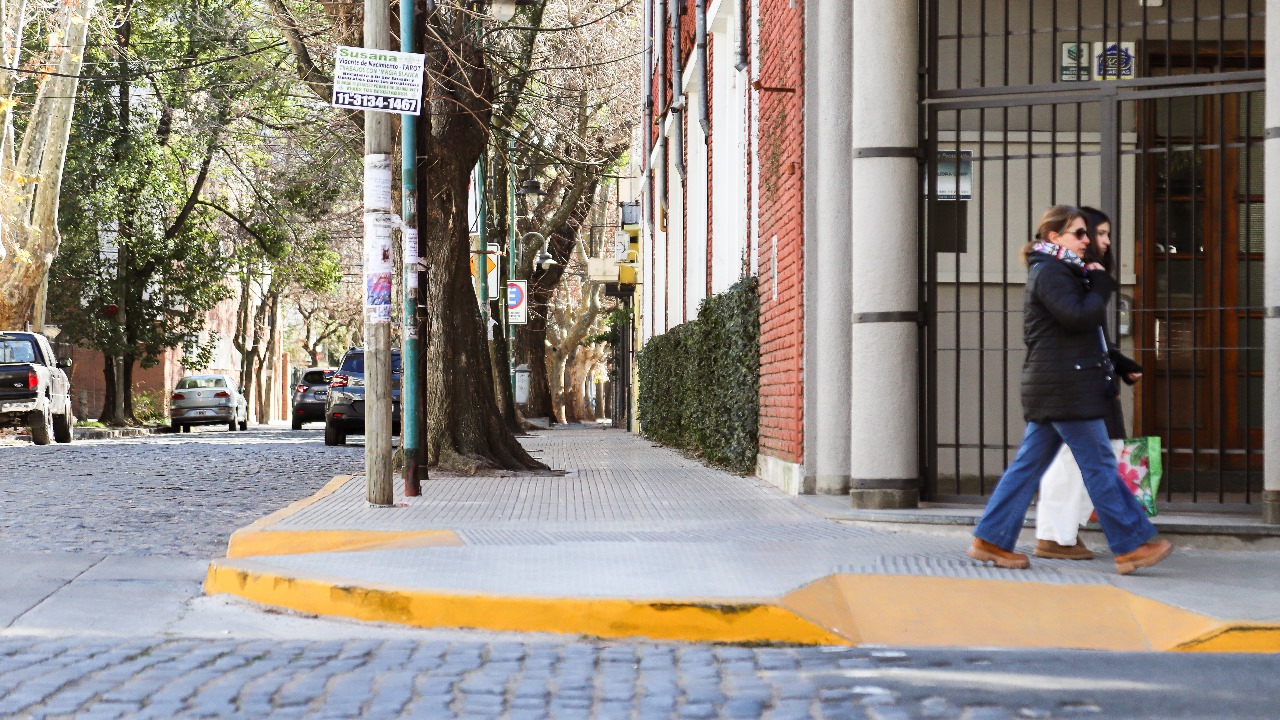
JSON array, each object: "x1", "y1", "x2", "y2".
[{"x1": 637, "y1": 277, "x2": 759, "y2": 473}]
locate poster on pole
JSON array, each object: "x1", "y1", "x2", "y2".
[
  {"x1": 332, "y1": 46, "x2": 426, "y2": 115},
  {"x1": 507, "y1": 280, "x2": 528, "y2": 325},
  {"x1": 364, "y1": 213, "x2": 396, "y2": 324}
]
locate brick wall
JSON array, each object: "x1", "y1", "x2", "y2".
[{"x1": 754, "y1": 0, "x2": 804, "y2": 466}]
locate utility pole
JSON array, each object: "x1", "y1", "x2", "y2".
[
  {"x1": 363, "y1": 0, "x2": 394, "y2": 507},
  {"x1": 476, "y1": 153, "x2": 490, "y2": 331},
  {"x1": 507, "y1": 135, "x2": 517, "y2": 394},
  {"x1": 400, "y1": 0, "x2": 421, "y2": 497}
]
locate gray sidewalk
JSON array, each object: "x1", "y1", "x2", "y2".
[{"x1": 205, "y1": 427, "x2": 1280, "y2": 651}]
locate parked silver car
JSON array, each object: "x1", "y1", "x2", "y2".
[
  {"x1": 169, "y1": 374, "x2": 248, "y2": 433},
  {"x1": 291, "y1": 367, "x2": 333, "y2": 430}
]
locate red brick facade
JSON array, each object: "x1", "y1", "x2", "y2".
[
  {"x1": 642, "y1": 0, "x2": 806, "y2": 471},
  {"x1": 754, "y1": 0, "x2": 804, "y2": 466}
]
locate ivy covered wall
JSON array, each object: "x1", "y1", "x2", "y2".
[{"x1": 637, "y1": 277, "x2": 760, "y2": 473}]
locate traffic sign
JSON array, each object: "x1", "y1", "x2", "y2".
[
  {"x1": 470, "y1": 243, "x2": 500, "y2": 300},
  {"x1": 507, "y1": 280, "x2": 527, "y2": 325}
]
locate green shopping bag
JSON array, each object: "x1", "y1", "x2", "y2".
[{"x1": 1118, "y1": 437, "x2": 1162, "y2": 517}]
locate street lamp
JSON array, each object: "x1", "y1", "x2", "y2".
[
  {"x1": 534, "y1": 248, "x2": 557, "y2": 271},
  {"x1": 488, "y1": 0, "x2": 538, "y2": 22}
]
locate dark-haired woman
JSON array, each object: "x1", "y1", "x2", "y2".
[
  {"x1": 1033, "y1": 206, "x2": 1144, "y2": 560},
  {"x1": 968, "y1": 205, "x2": 1171, "y2": 575}
]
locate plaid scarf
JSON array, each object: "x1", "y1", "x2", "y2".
[{"x1": 1030, "y1": 240, "x2": 1085, "y2": 269}]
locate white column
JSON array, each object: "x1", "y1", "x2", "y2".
[
  {"x1": 803, "y1": 0, "x2": 853, "y2": 495},
  {"x1": 848, "y1": 1, "x2": 920, "y2": 509},
  {"x1": 1263, "y1": 2, "x2": 1280, "y2": 523}
]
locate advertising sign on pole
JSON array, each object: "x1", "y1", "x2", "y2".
[
  {"x1": 364, "y1": 212, "x2": 396, "y2": 324},
  {"x1": 507, "y1": 280, "x2": 528, "y2": 325},
  {"x1": 332, "y1": 46, "x2": 426, "y2": 115}
]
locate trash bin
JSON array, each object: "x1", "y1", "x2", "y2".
[{"x1": 514, "y1": 364, "x2": 531, "y2": 405}]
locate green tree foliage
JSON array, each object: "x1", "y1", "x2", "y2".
[
  {"x1": 47, "y1": 0, "x2": 351, "y2": 421},
  {"x1": 637, "y1": 278, "x2": 760, "y2": 473}
]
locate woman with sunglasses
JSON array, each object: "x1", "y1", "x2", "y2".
[
  {"x1": 967, "y1": 205, "x2": 1172, "y2": 574},
  {"x1": 1033, "y1": 206, "x2": 1145, "y2": 560}
]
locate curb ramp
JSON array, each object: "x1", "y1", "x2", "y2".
[
  {"x1": 206, "y1": 474, "x2": 1280, "y2": 652},
  {"x1": 206, "y1": 546, "x2": 1280, "y2": 652}
]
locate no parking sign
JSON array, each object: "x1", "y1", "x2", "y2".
[{"x1": 507, "y1": 280, "x2": 527, "y2": 325}]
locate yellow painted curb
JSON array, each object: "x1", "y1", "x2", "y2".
[
  {"x1": 204, "y1": 560, "x2": 850, "y2": 645},
  {"x1": 204, "y1": 559, "x2": 1280, "y2": 651},
  {"x1": 1176, "y1": 624, "x2": 1280, "y2": 652},
  {"x1": 225, "y1": 529, "x2": 463, "y2": 558},
  {"x1": 221, "y1": 475, "x2": 462, "y2": 557},
  {"x1": 234, "y1": 475, "x2": 355, "y2": 535}
]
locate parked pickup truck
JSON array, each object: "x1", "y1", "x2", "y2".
[{"x1": 0, "y1": 331, "x2": 74, "y2": 444}]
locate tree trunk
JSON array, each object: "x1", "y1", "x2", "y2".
[
  {"x1": 546, "y1": 342, "x2": 567, "y2": 424},
  {"x1": 488, "y1": 322, "x2": 520, "y2": 432},
  {"x1": 122, "y1": 355, "x2": 137, "y2": 422},
  {"x1": 99, "y1": 358, "x2": 116, "y2": 424},
  {"x1": 415, "y1": 8, "x2": 542, "y2": 472},
  {"x1": 565, "y1": 348, "x2": 592, "y2": 423},
  {"x1": 0, "y1": 0, "x2": 99, "y2": 327}
]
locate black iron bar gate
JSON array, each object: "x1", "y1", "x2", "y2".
[{"x1": 920, "y1": 1, "x2": 1266, "y2": 509}]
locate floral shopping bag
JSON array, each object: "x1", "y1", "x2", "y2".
[{"x1": 1118, "y1": 437, "x2": 1162, "y2": 517}]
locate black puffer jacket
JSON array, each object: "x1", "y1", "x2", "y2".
[{"x1": 1021, "y1": 251, "x2": 1119, "y2": 422}]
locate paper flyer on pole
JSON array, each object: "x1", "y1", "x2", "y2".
[
  {"x1": 332, "y1": 46, "x2": 426, "y2": 115},
  {"x1": 364, "y1": 213, "x2": 396, "y2": 324}
]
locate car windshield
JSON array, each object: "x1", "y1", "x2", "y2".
[
  {"x1": 0, "y1": 338, "x2": 38, "y2": 364},
  {"x1": 177, "y1": 376, "x2": 228, "y2": 390},
  {"x1": 339, "y1": 354, "x2": 402, "y2": 374}
]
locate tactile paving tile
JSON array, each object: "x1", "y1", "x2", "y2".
[{"x1": 835, "y1": 554, "x2": 1114, "y2": 585}]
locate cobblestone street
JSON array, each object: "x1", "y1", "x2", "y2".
[
  {"x1": 2, "y1": 635, "x2": 1279, "y2": 720},
  {"x1": 0, "y1": 427, "x2": 363, "y2": 558}
]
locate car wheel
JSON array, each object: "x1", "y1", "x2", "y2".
[
  {"x1": 324, "y1": 419, "x2": 345, "y2": 446},
  {"x1": 239, "y1": 418, "x2": 248, "y2": 431},
  {"x1": 53, "y1": 406, "x2": 73, "y2": 444},
  {"x1": 227, "y1": 415, "x2": 237, "y2": 432},
  {"x1": 291, "y1": 416, "x2": 303, "y2": 430},
  {"x1": 170, "y1": 419, "x2": 181, "y2": 433},
  {"x1": 29, "y1": 408, "x2": 53, "y2": 445},
  {"x1": 182, "y1": 424, "x2": 192, "y2": 433}
]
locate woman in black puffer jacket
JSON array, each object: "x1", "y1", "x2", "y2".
[
  {"x1": 1033, "y1": 207, "x2": 1145, "y2": 560},
  {"x1": 967, "y1": 205, "x2": 1172, "y2": 575}
]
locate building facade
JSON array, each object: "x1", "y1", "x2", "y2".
[{"x1": 634, "y1": 0, "x2": 1280, "y2": 523}]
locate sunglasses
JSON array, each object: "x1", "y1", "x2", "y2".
[{"x1": 1057, "y1": 227, "x2": 1089, "y2": 240}]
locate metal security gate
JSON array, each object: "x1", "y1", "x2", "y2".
[{"x1": 920, "y1": 1, "x2": 1266, "y2": 508}]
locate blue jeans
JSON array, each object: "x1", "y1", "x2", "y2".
[{"x1": 974, "y1": 419, "x2": 1157, "y2": 555}]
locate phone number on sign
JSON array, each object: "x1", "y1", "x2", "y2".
[{"x1": 333, "y1": 92, "x2": 420, "y2": 114}]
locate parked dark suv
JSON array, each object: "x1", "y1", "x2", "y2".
[
  {"x1": 323, "y1": 348, "x2": 401, "y2": 446},
  {"x1": 291, "y1": 367, "x2": 334, "y2": 430}
]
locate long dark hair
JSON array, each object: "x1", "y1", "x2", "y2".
[{"x1": 1078, "y1": 206, "x2": 1113, "y2": 270}]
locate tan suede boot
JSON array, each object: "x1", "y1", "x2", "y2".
[
  {"x1": 967, "y1": 538, "x2": 1030, "y2": 569},
  {"x1": 1114, "y1": 539, "x2": 1173, "y2": 575},
  {"x1": 1034, "y1": 539, "x2": 1094, "y2": 560}
]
